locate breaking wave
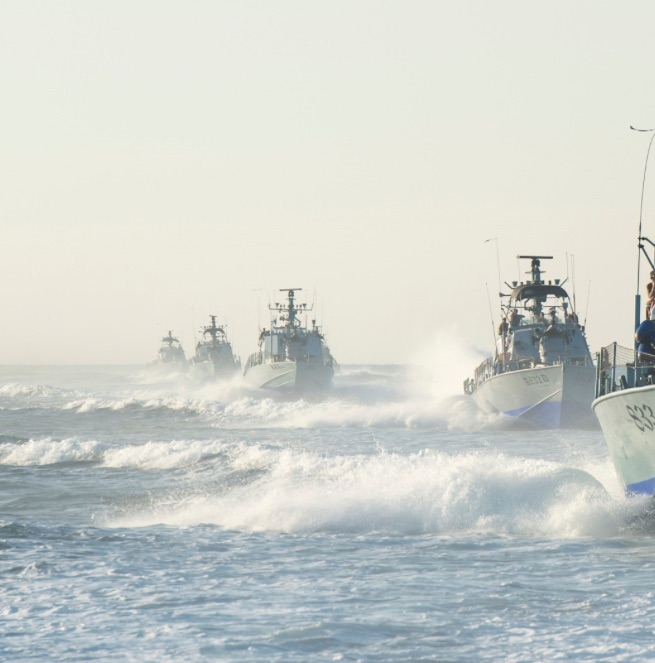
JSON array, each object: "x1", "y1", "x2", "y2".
[{"x1": 98, "y1": 441, "x2": 639, "y2": 539}]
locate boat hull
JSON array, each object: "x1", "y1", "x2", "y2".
[
  {"x1": 244, "y1": 360, "x2": 334, "y2": 392},
  {"x1": 592, "y1": 385, "x2": 655, "y2": 495},
  {"x1": 471, "y1": 363, "x2": 596, "y2": 428}
]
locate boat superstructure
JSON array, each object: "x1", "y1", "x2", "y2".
[
  {"x1": 189, "y1": 315, "x2": 241, "y2": 380},
  {"x1": 243, "y1": 288, "x2": 335, "y2": 392},
  {"x1": 154, "y1": 331, "x2": 187, "y2": 368},
  {"x1": 464, "y1": 255, "x2": 596, "y2": 428}
]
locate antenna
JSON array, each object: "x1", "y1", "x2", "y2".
[
  {"x1": 485, "y1": 283, "x2": 497, "y2": 357},
  {"x1": 570, "y1": 254, "x2": 577, "y2": 315},
  {"x1": 631, "y1": 125, "x2": 655, "y2": 329}
]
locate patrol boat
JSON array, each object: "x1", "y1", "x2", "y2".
[
  {"x1": 189, "y1": 315, "x2": 241, "y2": 380},
  {"x1": 243, "y1": 288, "x2": 335, "y2": 392},
  {"x1": 464, "y1": 255, "x2": 595, "y2": 428},
  {"x1": 592, "y1": 232, "x2": 655, "y2": 495},
  {"x1": 153, "y1": 331, "x2": 188, "y2": 368}
]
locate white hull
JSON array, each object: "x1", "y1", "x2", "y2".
[
  {"x1": 472, "y1": 363, "x2": 596, "y2": 428},
  {"x1": 592, "y1": 385, "x2": 655, "y2": 495},
  {"x1": 243, "y1": 360, "x2": 334, "y2": 392}
]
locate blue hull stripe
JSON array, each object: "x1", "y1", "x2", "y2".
[
  {"x1": 504, "y1": 401, "x2": 563, "y2": 428},
  {"x1": 503, "y1": 400, "x2": 594, "y2": 429},
  {"x1": 626, "y1": 476, "x2": 655, "y2": 496}
]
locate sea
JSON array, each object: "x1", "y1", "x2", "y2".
[{"x1": 2, "y1": 363, "x2": 655, "y2": 662}]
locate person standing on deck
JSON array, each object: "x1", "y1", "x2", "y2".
[
  {"x1": 635, "y1": 307, "x2": 655, "y2": 363},
  {"x1": 647, "y1": 271, "x2": 655, "y2": 318}
]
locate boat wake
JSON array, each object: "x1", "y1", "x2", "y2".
[{"x1": 0, "y1": 361, "x2": 551, "y2": 432}]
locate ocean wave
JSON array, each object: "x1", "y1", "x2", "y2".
[
  {"x1": 0, "y1": 438, "x2": 106, "y2": 465},
  {"x1": 0, "y1": 359, "x2": 493, "y2": 432},
  {"x1": 205, "y1": 392, "x2": 511, "y2": 431},
  {"x1": 61, "y1": 394, "x2": 214, "y2": 416},
  {"x1": 0, "y1": 383, "x2": 70, "y2": 401},
  {"x1": 0, "y1": 436, "x2": 235, "y2": 470},
  {"x1": 104, "y1": 445, "x2": 638, "y2": 538},
  {"x1": 212, "y1": 396, "x2": 436, "y2": 429},
  {"x1": 100, "y1": 439, "x2": 233, "y2": 471}
]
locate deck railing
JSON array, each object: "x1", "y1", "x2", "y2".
[{"x1": 594, "y1": 342, "x2": 655, "y2": 396}]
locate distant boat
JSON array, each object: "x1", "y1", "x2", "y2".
[
  {"x1": 243, "y1": 288, "x2": 335, "y2": 392},
  {"x1": 189, "y1": 315, "x2": 241, "y2": 380},
  {"x1": 464, "y1": 255, "x2": 596, "y2": 428},
  {"x1": 152, "y1": 331, "x2": 188, "y2": 369}
]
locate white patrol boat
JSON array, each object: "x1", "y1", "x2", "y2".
[
  {"x1": 590, "y1": 129, "x2": 655, "y2": 496},
  {"x1": 189, "y1": 315, "x2": 241, "y2": 380},
  {"x1": 152, "y1": 331, "x2": 188, "y2": 369},
  {"x1": 464, "y1": 255, "x2": 596, "y2": 428},
  {"x1": 243, "y1": 288, "x2": 335, "y2": 392},
  {"x1": 593, "y1": 337, "x2": 655, "y2": 495}
]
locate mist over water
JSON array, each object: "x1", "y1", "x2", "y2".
[{"x1": 2, "y1": 360, "x2": 654, "y2": 661}]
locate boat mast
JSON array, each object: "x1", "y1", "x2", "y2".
[
  {"x1": 202, "y1": 315, "x2": 226, "y2": 346},
  {"x1": 517, "y1": 255, "x2": 552, "y2": 315},
  {"x1": 270, "y1": 288, "x2": 306, "y2": 328},
  {"x1": 517, "y1": 255, "x2": 552, "y2": 283}
]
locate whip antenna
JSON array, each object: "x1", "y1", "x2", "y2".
[
  {"x1": 631, "y1": 125, "x2": 655, "y2": 329},
  {"x1": 485, "y1": 283, "x2": 497, "y2": 356}
]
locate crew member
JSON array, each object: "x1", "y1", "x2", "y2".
[
  {"x1": 647, "y1": 270, "x2": 655, "y2": 318},
  {"x1": 635, "y1": 308, "x2": 655, "y2": 363}
]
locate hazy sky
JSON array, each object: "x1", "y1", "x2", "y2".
[{"x1": 2, "y1": 0, "x2": 655, "y2": 365}]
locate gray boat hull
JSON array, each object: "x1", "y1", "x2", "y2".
[
  {"x1": 244, "y1": 360, "x2": 334, "y2": 392},
  {"x1": 472, "y1": 363, "x2": 596, "y2": 428}
]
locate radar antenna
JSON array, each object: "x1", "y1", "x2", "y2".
[
  {"x1": 269, "y1": 288, "x2": 313, "y2": 327},
  {"x1": 517, "y1": 255, "x2": 553, "y2": 284}
]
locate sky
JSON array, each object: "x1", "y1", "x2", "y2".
[{"x1": 2, "y1": 0, "x2": 655, "y2": 365}]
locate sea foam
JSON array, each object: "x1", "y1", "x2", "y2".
[{"x1": 104, "y1": 444, "x2": 636, "y2": 539}]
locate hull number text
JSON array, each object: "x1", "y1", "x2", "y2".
[
  {"x1": 626, "y1": 404, "x2": 655, "y2": 432},
  {"x1": 522, "y1": 375, "x2": 550, "y2": 387}
]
